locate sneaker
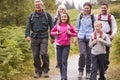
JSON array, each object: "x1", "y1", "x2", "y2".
[
  {"x1": 86, "y1": 73, "x2": 90, "y2": 79},
  {"x1": 34, "y1": 73, "x2": 41, "y2": 78},
  {"x1": 78, "y1": 72, "x2": 83, "y2": 78},
  {"x1": 44, "y1": 72, "x2": 49, "y2": 78}
]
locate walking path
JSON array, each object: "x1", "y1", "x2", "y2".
[
  {"x1": 51, "y1": 55, "x2": 88, "y2": 80},
  {"x1": 23, "y1": 55, "x2": 103, "y2": 80}
]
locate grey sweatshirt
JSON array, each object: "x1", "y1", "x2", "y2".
[{"x1": 89, "y1": 32, "x2": 111, "y2": 55}]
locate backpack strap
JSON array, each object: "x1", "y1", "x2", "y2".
[
  {"x1": 79, "y1": 13, "x2": 94, "y2": 29},
  {"x1": 108, "y1": 14, "x2": 111, "y2": 27},
  {"x1": 43, "y1": 11, "x2": 48, "y2": 22},
  {"x1": 30, "y1": 11, "x2": 48, "y2": 22},
  {"x1": 57, "y1": 24, "x2": 60, "y2": 33},
  {"x1": 94, "y1": 31, "x2": 103, "y2": 39},
  {"x1": 98, "y1": 14, "x2": 101, "y2": 21},
  {"x1": 94, "y1": 32, "x2": 97, "y2": 39},
  {"x1": 91, "y1": 14, "x2": 94, "y2": 29},
  {"x1": 98, "y1": 14, "x2": 111, "y2": 27},
  {"x1": 67, "y1": 24, "x2": 70, "y2": 31},
  {"x1": 98, "y1": 14, "x2": 112, "y2": 35},
  {"x1": 57, "y1": 24, "x2": 70, "y2": 33},
  {"x1": 80, "y1": 13, "x2": 83, "y2": 20},
  {"x1": 30, "y1": 12, "x2": 35, "y2": 21},
  {"x1": 79, "y1": 13, "x2": 83, "y2": 27}
]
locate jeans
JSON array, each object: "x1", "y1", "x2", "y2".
[
  {"x1": 78, "y1": 39, "x2": 91, "y2": 73},
  {"x1": 31, "y1": 38, "x2": 49, "y2": 74},
  {"x1": 90, "y1": 54, "x2": 106, "y2": 80},
  {"x1": 56, "y1": 45, "x2": 70, "y2": 80}
]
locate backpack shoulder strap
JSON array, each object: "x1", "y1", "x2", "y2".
[
  {"x1": 57, "y1": 24, "x2": 60, "y2": 32},
  {"x1": 78, "y1": 13, "x2": 83, "y2": 27},
  {"x1": 43, "y1": 11, "x2": 48, "y2": 21},
  {"x1": 67, "y1": 24, "x2": 70, "y2": 30},
  {"x1": 108, "y1": 14, "x2": 111, "y2": 27},
  {"x1": 80, "y1": 13, "x2": 83, "y2": 20},
  {"x1": 30, "y1": 12, "x2": 35, "y2": 21},
  {"x1": 98, "y1": 14, "x2": 101, "y2": 21},
  {"x1": 91, "y1": 14, "x2": 94, "y2": 28}
]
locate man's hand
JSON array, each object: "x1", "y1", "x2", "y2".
[
  {"x1": 26, "y1": 36, "x2": 31, "y2": 42},
  {"x1": 50, "y1": 38, "x2": 54, "y2": 44},
  {"x1": 109, "y1": 35, "x2": 114, "y2": 40}
]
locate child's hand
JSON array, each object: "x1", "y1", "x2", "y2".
[
  {"x1": 93, "y1": 39, "x2": 97, "y2": 44},
  {"x1": 97, "y1": 38, "x2": 103, "y2": 42},
  {"x1": 56, "y1": 31, "x2": 60, "y2": 35},
  {"x1": 67, "y1": 29, "x2": 71, "y2": 35}
]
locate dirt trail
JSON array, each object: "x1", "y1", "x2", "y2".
[
  {"x1": 23, "y1": 55, "x2": 100, "y2": 80},
  {"x1": 51, "y1": 55, "x2": 88, "y2": 80}
]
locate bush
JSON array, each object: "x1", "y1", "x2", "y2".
[
  {"x1": 0, "y1": 26, "x2": 32, "y2": 80},
  {"x1": 110, "y1": 19, "x2": 120, "y2": 61},
  {"x1": 109, "y1": 5, "x2": 120, "y2": 18}
]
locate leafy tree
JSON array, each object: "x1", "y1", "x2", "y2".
[
  {"x1": 0, "y1": 0, "x2": 56, "y2": 28},
  {"x1": 43, "y1": 0, "x2": 56, "y2": 10},
  {"x1": 0, "y1": 0, "x2": 34, "y2": 27}
]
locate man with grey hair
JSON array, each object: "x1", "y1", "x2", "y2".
[{"x1": 25, "y1": 0, "x2": 54, "y2": 78}]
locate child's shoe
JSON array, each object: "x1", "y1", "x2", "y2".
[
  {"x1": 86, "y1": 73, "x2": 90, "y2": 79},
  {"x1": 78, "y1": 72, "x2": 83, "y2": 78}
]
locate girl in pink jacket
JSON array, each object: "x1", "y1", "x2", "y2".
[{"x1": 51, "y1": 12, "x2": 77, "y2": 80}]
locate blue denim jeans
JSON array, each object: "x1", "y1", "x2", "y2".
[
  {"x1": 56, "y1": 45, "x2": 70, "y2": 80},
  {"x1": 78, "y1": 39, "x2": 91, "y2": 73},
  {"x1": 31, "y1": 38, "x2": 49, "y2": 74},
  {"x1": 90, "y1": 54, "x2": 106, "y2": 80}
]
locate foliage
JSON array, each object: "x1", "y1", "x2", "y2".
[
  {"x1": 0, "y1": 0, "x2": 56, "y2": 28},
  {"x1": 43, "y1": 0, "x2": 56, "y2": 10},
  {"x1": 110, "y1": 19, "x2": 120, "y2": 62},
  {"x1": 98, "y1": 0, "x2": 110, "y2": 4},
  {"x1": 109, "y1": 5, "x2": 120, "y2": 19},
  {"x1": 0, "y1": 26, "x2": 32, "y2": 80},
  {"x1": 0, "y1": 0, "x2": 34, "y2": 27}
]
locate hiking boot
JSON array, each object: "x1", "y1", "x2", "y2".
[
  {"x1": 43, "y1": 72, "x2": 49, "y2": 78},
  {"x1": 34, "y1": 72, "x2": 41, "y2": 78},
  {"x1": 78, "y1": 72, "x2": 83, "y2": 78},
  {"x1": 86, "y1": 73, "x2": 90, "y2": 79}
]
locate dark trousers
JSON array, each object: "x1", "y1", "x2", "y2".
[
  {"x1": 105, "y1": 46, "x2": 110, "y2": 70},
  {"x1": 90, "y1": 54, "x2": 106, "y2": 80},
  {"x1": 31, "y1": 38, "x2": 49, "y2": 74},
  {"x1": 56, "y1": 45, "x2": 70, "y2": 80},
  {"x1": 78, "y1": 39, "x2": 91, "y2": 73}
]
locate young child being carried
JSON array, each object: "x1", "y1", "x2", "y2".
[
  {"x1": 51, "y1": 12, "x2": 77, "y2": 80},
  {"x1": 89, "y1": 21, "x2": 111, "y2": 80}
]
